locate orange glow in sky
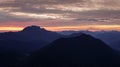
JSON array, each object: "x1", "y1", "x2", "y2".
[
  {"x1": 0, "y1": 25, "x2": 120, "y2": 32},
  {"x1": 0, "y1": 27, "x2": 23, "y2": 32},
  {"x1": 45, "y1": 25, "x2": 120, "y2": 31}
]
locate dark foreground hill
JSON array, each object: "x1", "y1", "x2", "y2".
[{"x1": 18, "y1": 34, "x2": 120, "y2": 67}]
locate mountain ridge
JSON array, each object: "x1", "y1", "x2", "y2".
[
  {"x1": 0, "y1": 25, "x2": 61, "y2": 53},
  {"x1": 18, "y1": 34, "x2": 120, "y2": 67}
]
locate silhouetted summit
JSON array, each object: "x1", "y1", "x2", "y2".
[
  {"x1": 19, "y1": 34, "x2": 119, "y2": 67},
  {"x1": 22, "y1": 25, "x2": 45, "y2": 32}
]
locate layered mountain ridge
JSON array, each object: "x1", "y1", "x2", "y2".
[{"x1": 18, "y1": 34, "x2": 120, "y2": 67}]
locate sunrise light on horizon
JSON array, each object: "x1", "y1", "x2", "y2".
[{"x1": 0, "y1": 25, "x2": 120, "y2": 32}]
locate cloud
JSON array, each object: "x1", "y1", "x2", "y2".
[{"x1": 0, "y1": 0, "x2": 120, "y2": 26}]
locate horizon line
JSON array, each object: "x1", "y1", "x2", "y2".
[{"x1": 0, "y1": 25, "x2": 120, "y2": 33}]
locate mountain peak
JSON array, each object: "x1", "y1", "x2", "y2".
[{"x1": 22, "y1": 25, "x2": 45, "y2": 32}]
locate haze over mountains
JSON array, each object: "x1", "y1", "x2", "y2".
[
  {"x1": 0, "y1": 25, "x2": 120, "y2": 67},
  {"x1": 85, "y1": 31, "x2": 120, "y2": 51}
]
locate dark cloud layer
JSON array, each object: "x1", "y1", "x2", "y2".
[{"x1": 0, "y1": 0, "x2": 120, "y2": 25}]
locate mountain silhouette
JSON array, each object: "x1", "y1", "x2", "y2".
[
  {"x1": 22, "y1": 25, "x2": 44, "y2": 32},
  {"x1": 60, "y1": 31, "x2": 120, "y2": 52},
  {"x1": 0, "y1": 25, "x2": 61, "y2": 67},
  {"x1": 18, "y1": 34, "x2": 120, "y2": 67},
  {"x1": 0, "y1": 25, "x2": 61, "y2": 53}
]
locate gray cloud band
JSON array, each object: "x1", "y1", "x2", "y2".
[{"x1": 0, "y1": 0, "x2": 120, "y2": 24}]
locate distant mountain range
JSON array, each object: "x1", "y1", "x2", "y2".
[{"x1": 18, "y1": 34, "x2": 119, "y2": 67}]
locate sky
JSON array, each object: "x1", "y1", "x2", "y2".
[{"x1": 0, "y1": 0, "x2": 120, "y2": 32}]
